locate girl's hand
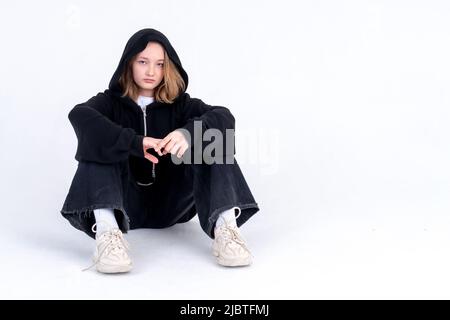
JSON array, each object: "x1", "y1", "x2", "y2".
[
  {"x1": 155, "y1": 130, "x2": 189, "y2": 158},
  {"x1": 142, "y1": 137, "x2": 162, "y2": 163}
]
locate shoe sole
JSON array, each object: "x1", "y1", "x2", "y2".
[
  {"x1": 96, "y1": 262, "x2": 133, "y2": 274},
  {"x1": 212, "y1": 250, "x2": 252, "y2": 267}
]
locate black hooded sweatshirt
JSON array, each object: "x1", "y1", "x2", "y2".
[{"x1": 68, "y1": 28, "x2": 235, "y2": 184}]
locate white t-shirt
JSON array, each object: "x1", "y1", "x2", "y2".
[{"x1": 136, "y1": 95, "x2": 155, "y2": 111}]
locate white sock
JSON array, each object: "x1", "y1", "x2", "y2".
[
  {"x1": 215, "y1": 206, "x2": 240, "y2": 228},
  {"x1": 93, "y1": 208, "x2": 119, "y2": 237}
]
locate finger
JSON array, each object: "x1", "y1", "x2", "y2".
[
  {"x1": 144, "y1": 139, "x2": 160, "y2": 150},
  {"x1": 149, "y1": 139, "x2": 162, "y2": 148},
  {"x1": 157, "y1": 141, "x2": 171, "y2": 155},
  {"x1": 155, "y1": 145, "x2": 164, "y2": 156},
  {"x1": 161, "y1": 140, "x2": 174, "y2": 155},
  {"x1": 171, "y1": 143, "x2": 182, "y2": 156},
  {"x1": 164, "y1": 140, "x2": 177, "y2": 155},
  {"x1": 151, "y1": 139, "x2": 165, "y2": 156},
  {"x1": 144, "y1": 153, "x2": 159, "y2": 164},
  {"x1": 181, "y1": 145, "x2": 189, "y2": 158},
  {"x1": 156, "y1": 135, "x2": 172, "y2": 151},
  {"x1": 170, "y1": 141, "x2": 183, "y2": 155},
  {"x1": 176, "y1": 145, "x2": 186, "y2": 158},
  {"x1": 182, "y1": 145, "x2": 189, "y2": 155}
]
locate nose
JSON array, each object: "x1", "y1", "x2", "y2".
[{"x1": 146, "y1": 65, "x2": 154, "y2": 76}]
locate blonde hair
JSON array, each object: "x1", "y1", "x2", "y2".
[{"x1": 119, "y1": 49, "x2": 186, "y2": 104}]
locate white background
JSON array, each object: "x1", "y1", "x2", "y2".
[{"x1": 0, "y1": 0, "x2": 449, "y2": 299}]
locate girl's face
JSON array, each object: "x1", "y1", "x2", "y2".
[{"x1": 132, "y1": 41, "x2": 165, "y2": 97}]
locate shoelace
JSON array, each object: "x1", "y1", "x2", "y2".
[{"x1": 82, "y1": 223, "x2": 130, "y2": 272}]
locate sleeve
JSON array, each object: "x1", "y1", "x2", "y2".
[
  {"x1": 68, "y1": 92, "x2": 145, "y2": 164},
  {"x1": 176, "y1": 94, "x2": 236, "y2": 157}
]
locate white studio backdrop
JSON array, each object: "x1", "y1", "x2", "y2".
[{"x1": 0, "y1": 0, "x2": 449, "y2": 299}]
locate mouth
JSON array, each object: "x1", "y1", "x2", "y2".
[{"x1": 144, "y1": 79, "x2": 155, "y2": 83}]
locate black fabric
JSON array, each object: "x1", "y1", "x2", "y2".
[
  {"x1": 60, "y1": 157, "x2": 260, "y2": 239},
  {"x1": 108, "y1": 28, "x2": 189, "y2": 96},
  {"x1": 61, "y1": 28, "x2": 259, "y2": 238},
  {"x1": 67, "y1": 28, "x2": 236, "y2": 185}
]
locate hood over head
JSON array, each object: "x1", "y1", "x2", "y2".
[{"x1": 108, "y1": 28, "x2": 189, "y2": 99}]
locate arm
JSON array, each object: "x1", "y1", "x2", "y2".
[
  {"x1": 176, "y1": 94, "x2": 236, "y2": 157},
  {"x1": 68, "y1": 92, "x2": 145, "y2": 164}
]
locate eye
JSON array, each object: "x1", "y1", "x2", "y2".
[
  {"x1": 158, "y1": 63, "x2": 164, "y2": 67},
  {"x1": 138, "y1": 60, "x2": 146, "y2": 64}
]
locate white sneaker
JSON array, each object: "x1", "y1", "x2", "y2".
[
  {"x1": 83, "y1": 223, "x2": 132, "y2": 273},
  {"x1": 212, "y1": 210, "x2": 253, "y2": 267}
]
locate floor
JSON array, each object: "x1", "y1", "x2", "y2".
[{"x1": 1, "y1": 205, "x2": 449, "y2": 299}]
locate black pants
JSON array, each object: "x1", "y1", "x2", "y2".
[{"x1": 60, "y1": 157, "x2": 260, "y2": 239}]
